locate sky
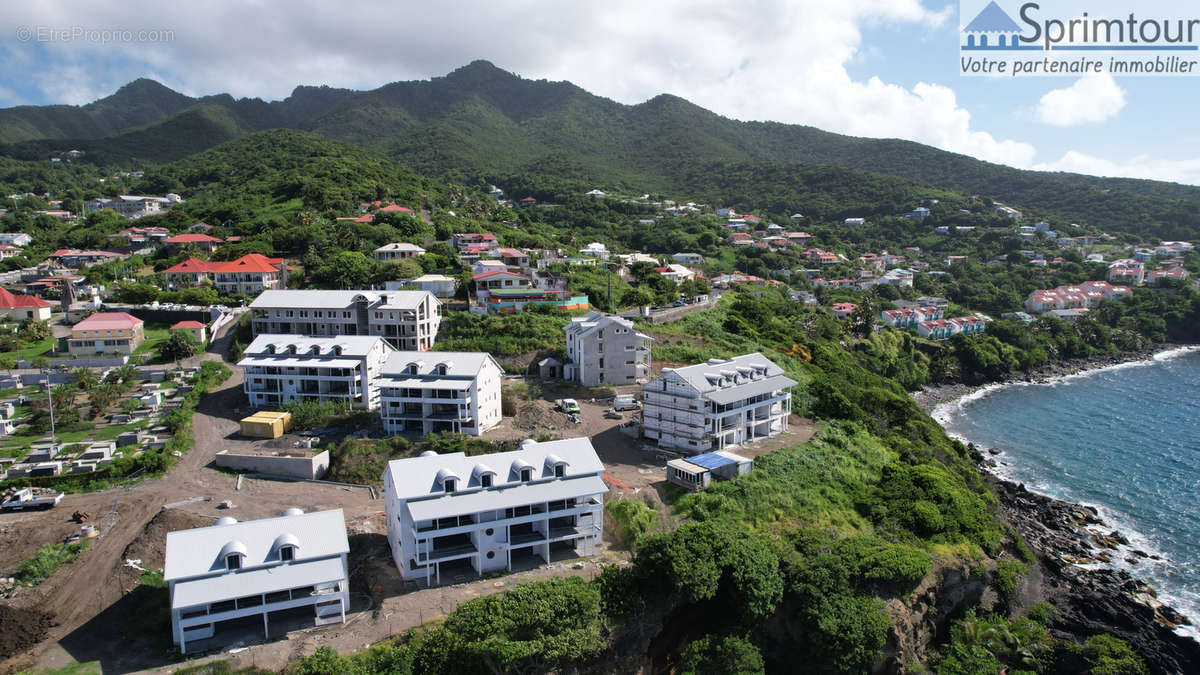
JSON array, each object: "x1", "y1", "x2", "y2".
[{"x1": 2, "y1": 0, "x2": 1199, "y2": 184}]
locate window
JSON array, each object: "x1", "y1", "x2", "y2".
[
  {"x1": 520, "y1": 468, "x2": 532, "y2": 482},
  {"x1": 554, "y1": 464, "x2": 565, "y2": 478},
  {"x1": 280, "y1": 546, "x2": 295, "y2": 562},
  {"x1": 486, "y1": 551, "x2": 495, "y2": 559},
  {"x1": 480, "y1": 474, "x2": 493, "y2": 488},
  {"x1": 226, "y1": 554, "x2": 242, "y2": 570},
  {"x1": 444, "y1": 478, "x2": 456, "y2": 493},
  {"x1": 485, "y1": 528, "x2": 494, "y2": 536}
]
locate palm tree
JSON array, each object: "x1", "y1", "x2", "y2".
[{"x1": 71, "y1": 367, "x2": 97, "y2": 392}]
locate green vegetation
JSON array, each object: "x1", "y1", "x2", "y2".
[
  {"x1": 604, "y1": 497, "x2": 657, "y2": 547},
  {"x1": 16, "y1": 539, "x2": 89, "y2": 586},
  {"x1": 434, "y1": 310, "x2": 572, "y2": 357}
]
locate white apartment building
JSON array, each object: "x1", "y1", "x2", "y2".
[
  {"x1": 564, "y1": 311, "x2": 652, "y2": 386},
  {"x1": 377, "y1": 351, "x2": 503, "y2": 436},
  {"x1": 382, "y1": 438, "x2": 606, "y2": 584},
  {"x1": 642, "y1": 353, "x2": 796, "y2": 453},
  {"x1": 239, "y1": 335, "x2": 395, "y2": 410},
  {"x1": 386, "y1": 274, "x2": 457, "y2": 299},
  {"x1": 164, "y1": 508, "x2": 349, "y2": 654},
  {"x1": 250, "y1": 290, "x2": 441, "y2": 351}
]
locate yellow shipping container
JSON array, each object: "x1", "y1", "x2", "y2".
[{"x1": 239, "y1": 411, "x2": 293, "y2": 439}]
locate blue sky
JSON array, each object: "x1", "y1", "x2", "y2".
[{"x1": 2, "y1": 0, "x2": 1198, "y2": 184}]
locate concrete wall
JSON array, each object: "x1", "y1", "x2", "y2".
[
  {"x1": 108, "y1": 306, "x2": 211, "y2": 326},
  {"x1": 214, "y1": 449, "x2": 329, "y2": 480},
  {"x1": 626, "y1": 297, "x2": 718, "y2": 325}
]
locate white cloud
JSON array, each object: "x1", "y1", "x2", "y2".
[
  {"x1": 1035, "y1": 73, "x2": 1126, "y2": 127},
  {"x1": 1034, "y1": 150, "x2": 1200, "y2": 185},
  {"x1": 0, "y1": 0, "x2": 1037, "y2": 170}
]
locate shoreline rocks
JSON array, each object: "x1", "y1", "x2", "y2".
[{"x1": 987, "y1": 471, "x2": 1200, "y2": 673}]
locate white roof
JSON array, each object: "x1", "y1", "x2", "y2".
[
  {"x1": 240, "y1": 334, "x2": 391, "y2": 361},
  {"x1": 407, "y1": 475, "x2": 607, "y2": 522},
  {"x1": 414, "y1": 274, "x2": 455, "y2": 282},
  {"x1": 378, "y1": 351, "x2": 498, "y2": 380},
  {"x1": 172, "y1": 557, "x2": 346, "y2": 609},
  {"x1": 250, "y1": 290, "x2": 437, "y2": 311},
  {"x1": 657, "y1": 353, "x2": 791, "y2": 396},
  {"x1": 375, "y1": 242, "x2": 426, "y2": 253},
  {"x1": 384, "y1": 437, "x2": 605, "y2": 503},
  {"x1": 164, "y1": 509, "x2": 348, "y2": 581},
  {"x1": 564, "y1": 311, "x2": 637, "y2": 338}
]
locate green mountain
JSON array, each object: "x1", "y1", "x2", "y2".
[{"x1": 3, "y1": 61, "x2": 1199, "y2": 238}]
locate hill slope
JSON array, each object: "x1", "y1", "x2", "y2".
[{"x1": 3, "y1": 62, "x2": 1199, "y2": 238}]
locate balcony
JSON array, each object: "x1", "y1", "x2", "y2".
[
  {"x1": 417, "y1": 541, "x2": 477, "y2": 562},
  {"x1": 509, "y1": 530, "x2": 547, "y2": 546}
]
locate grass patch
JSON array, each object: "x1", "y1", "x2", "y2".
[
  {"x1": 131, "y1": 323, "x2": 174, "y2": 357},
  {"x1": 93, "y1": 420, "x2": 149, "y2": 441},
  {"x1": 1, "y1": 335, "x2": 56, "y2": 361},
  {"x1": 16, "y1": 539, "x2": 89, "y2": 586}
]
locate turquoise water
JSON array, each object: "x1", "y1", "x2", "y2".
[{"x1": 936, "y1": 349, "x2": 1200, "y2": 634}]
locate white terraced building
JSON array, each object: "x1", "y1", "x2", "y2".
[
  {"x1": 239, "y1": 334, "x2": 395, "y2": 409},
  {"x1": 377, "y1": 351, "x2": 504, "y2": 436},
  {"x1": 382, "y1": 438, "x2": 607, "y2": 584},
  {"x1": 164, "y1": 508, "x2": 349, "y2": 654},
  {"x1": 641, "y1": 353, "x2": 796, "y2": 453},
  {"x1": 563, "y1": 311, "x2": 652, "y2": 386},
  {"x1": 250, "y1": 289, "x2": 441, "y2": 351}
]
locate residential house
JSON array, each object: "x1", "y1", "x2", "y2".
[
  {"x1": 843, "y1": 217, "x2": 866, "y2": 227},
  {"x1": 579, "y1": 242, "x2": 610, "y2": 260},
  {"x1": 211, "y1": 254, "x2": 289, "y2": 296},
  {"x1": 1133, "y1": 248, "x2": 1155, "y2": 263},
  {"x1": 377, "y1": 351, "x2": 503, "y2": 436},
  {"x1": 382, "y1": 437, "x2": 606, "y2": 584},
  {"x1": 373, "y1": 243, "x2": 427, "y2": 261},
  {"x1": 496, "y1": 248, "x2": 530, "y2": 268},
  {"x1": 250, "y1": 290, "x2": 441, "y2": 352},
  {"x1": 451, "y1": 233, "x2": 499, "y2": 253},
  {"x1": 0, "y1": 244, "x2": 22, "y2": 259},
  {"x1": 0, "y1": 233, "x2": 32, "y2": 247},
  {"x1": 481, "y1": 288, "x2": 589, "y2": 314},
  {"x1": 1147, "y1": 268, "x2": 1191, "y2": 286},
  {"x1": 880, "y1": 305, "x2": 944, "y2": 329},
  {"x1": 641, "y1": 353, "x2": 796, "y2": 453},
  {"x1": 86, "y1": 195, "x2": 177, "y2": 218},
  {"x1": 47, "y1": 249, "x2": 126, "y2": 267},
  {"x1": 471, "y1": 259, "x2": 508, "y2": 275},
  {"x1": 831, "y1": 303, "x2": 857, "y2": 319},
  {"x1": 994, "y1": 204, "x2": 1023, "y2": 220},
  {"x1": 240, "y1": 335, "x2": 395, "y2": 409},
  {"x1": 473, "y1": 270, "x2": 531, "y2": 300},
  {"x1": 1025, "y1": 281, "x2": 1131, "y2": 313},
  {"x1": 162, "y1": 258, "x2": 219, "y2": 287},
  {"x1": 563, "y1": 312, "x2": 651, "y2": 386},
  {"x1": 1107, "y1": 260, "x2": 1145, "y2": 285},
  {"x1": 165, "y1": 233, "x2": 223, "y2": 252},
  {"x1": 671, "y1": 252, "x2": 704, "y2": 265},
  {"x1": 786, "y1": 232, "x2": 812, "y2": 246},
  {"x1": 387, "y1": 274, "x2": 456, "y2": 299},
  {"x1": 0, "y1": 288, "x2": 51, "y2": 321},
  {"x1": 654, "y1": 264, "x2": 695, "y2": 285},
  {"x1": 916, "y1": 315, "x2": 987, "y2": 340},
  {"x1": 68, "y1": 312, "x2": 144, "y2": 355},
  {"x1": 108, "y1": 226, "x2": 170, "y2": 245},
  {"x1": 164, "y1": 508, "x2": 349, "y2": 654},
  {"x1": 170, "y1": 320, "x2": 207, "y2": 345}
]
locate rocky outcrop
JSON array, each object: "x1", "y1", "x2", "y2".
[
  {"x1": 991, "y1": 479, "x2": 1200, "y2": 674},
  {"x1": 879, "y1": 564, "x2": 991, "y2": 673}
]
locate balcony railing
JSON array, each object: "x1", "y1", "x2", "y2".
[{"x1": 417, "y1": 542, "x2": 478, "y2": 562}]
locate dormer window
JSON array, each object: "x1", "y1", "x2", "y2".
[
  {"x1": 520, "y1": 468, "x2": 532, "y2": 482},
  {"x1": 444, "y1": 478, "x2": 456, "y2": 493},
  {"x1": 480, "y1": 473, "x2": 492, "y2": 488},
  {"x1": 554, "y1": 464, "x2": 565, "y2": 478},
  {"x1": 226, "y1": 553, "x2": 242, "y2": 570},
  {"x1": 279, "y1": 545, "x2": 295, "y2": 562}
]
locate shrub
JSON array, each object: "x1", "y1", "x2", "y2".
[
  {"x1": 17, "y1": 540, "x2": 89, "y2": 586},
  {"x1": 679, "y1": 635, "x2": 765, "y2": 675},
  {"x1": 604, "y1": 497, "x2": 656, "y2": 547}
]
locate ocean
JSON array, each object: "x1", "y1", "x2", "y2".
[{"x1": 934, "y1": 348, "x2": 1200, "y2": 637}]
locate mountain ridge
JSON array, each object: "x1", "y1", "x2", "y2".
[{"x1": 2, "y1": 60, "x2": 1198, "y2": 238}]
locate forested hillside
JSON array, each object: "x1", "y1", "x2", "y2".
[{"x1": 4, "y1": 61, "x2": 1200, "y2": 239}]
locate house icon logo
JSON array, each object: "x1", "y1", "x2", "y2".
[{"x1": 961, "y1": 1, "x2": 1030, "y2": 49}]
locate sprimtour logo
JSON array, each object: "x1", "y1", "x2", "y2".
[{"x1": 960, "y1": 0, "x2": 1200, "y2": 75}]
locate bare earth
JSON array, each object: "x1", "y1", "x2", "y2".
[{"x1": 0, "y1": 333, "x2": 818, "y2": 674}]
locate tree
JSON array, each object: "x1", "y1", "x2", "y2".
[
  {"x1": 71, "y1": 367, "x2": 98, "y2": 392},
  {"x1": 159, "y1": 331, "x2": 200, "y2": 362},
  {"x1": 19, "y1": 318, "x2": 50, "y2": 341},
  {"x1": 0, "y1": 355, "x2": 16, "y2": 377},
  {"x1": 679, "y1": 635, "x2": 764, "y2": 675}
]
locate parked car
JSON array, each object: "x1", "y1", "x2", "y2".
[
  {"x1": 603, "y1": 409, "x2": 622, "y2": 419},
  {"x1": 555, "y1": 398, "x2": 581, "y2": 414},
  {"x1": 613, "y1": 394, "x2": 641, "y2": 411}
]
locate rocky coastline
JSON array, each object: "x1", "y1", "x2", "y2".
[{"x1": 912, "y1": 345, "x2": 1200, "y2": 673}]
